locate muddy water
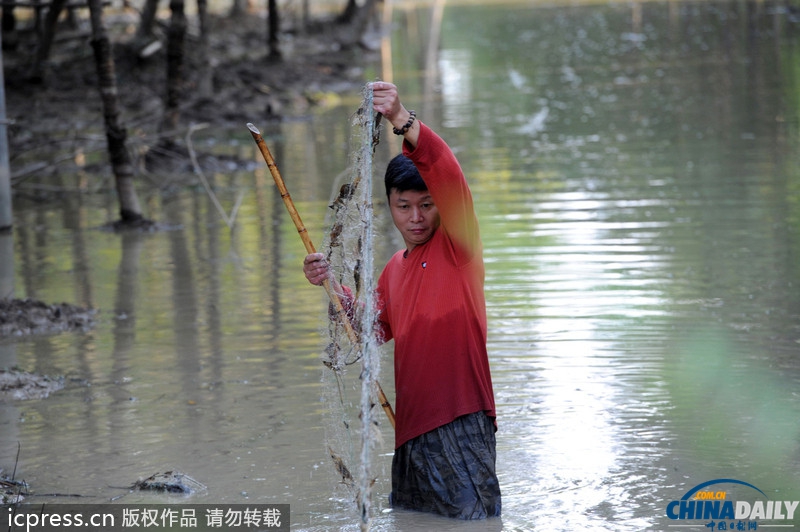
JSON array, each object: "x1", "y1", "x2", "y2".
[{"x1": 3, "y1": 1, "x2": 800, "y2": 530}]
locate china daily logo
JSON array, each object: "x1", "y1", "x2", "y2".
[{"x1": 666, "y1": 479, "x2": 798, "y2": 529}]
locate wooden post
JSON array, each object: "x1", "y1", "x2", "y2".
[
  {"x1": 0, "y1": 35, "x2": 14, "y2": 299},
  {"x1": 0, "y1": 35, "x2": 11, "y2": 233}
]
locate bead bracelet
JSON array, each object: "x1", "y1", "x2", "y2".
[{"x1": 392, "y1": 111, "x2": 417, "y2": 135}]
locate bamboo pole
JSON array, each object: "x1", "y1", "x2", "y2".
[{"x1": 247, "y1": 123, "x2": 396, "y2": 430}]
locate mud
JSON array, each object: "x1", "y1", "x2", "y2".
[
  {"x1": 130, "y1": 471, "x2": 207, "y2": 494},
  {"x1": 0, "y1": 8, "x2": 370, "y2": 406},
  {"x1": 0, "y1": 368, "x2": 65, "y2": 401},
  {"x1": 0, "y1": 298, "x2": 96, "y2": 337},
  {"x1": 4, "y1": 11, "x2": 379, "y2": 184}
]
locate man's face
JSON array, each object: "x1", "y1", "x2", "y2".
[{"x1": 388, "y1": 188, "x2": 440, "y2": 251}]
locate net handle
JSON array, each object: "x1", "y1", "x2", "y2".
[{"x1": 247, "y1": 122, "x2": 396, "y2": 430}]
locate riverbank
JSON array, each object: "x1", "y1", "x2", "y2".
[
  {"x1": 4, "y1": 9, "x2": 381, "y2": 183},
  {"x1": 2, "y1": 10, "x2": 377, "y2": 332}
]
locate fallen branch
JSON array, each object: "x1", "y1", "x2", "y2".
[{"x1": 185, "y1": 123, "x2": 244, "y2": 230}]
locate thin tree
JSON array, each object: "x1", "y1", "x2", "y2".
[
  {"x1": 135, "y1": 0, "x2": 160, "y2": 44},
  {"x1": 158, "y1": 0, "x2": 186, "y2": 144},
  {"x1": 337, "y1": 0, "x2": 358, "y2": 24},
  {"x1": 267, "y1": 0, "x2": 280, "y2": 60},
  {"x1": 228, "y1": 0, "x2": 246, "y2": 18},
  {"x1": 195, "y1": 0, "x2": 212, "y2": 97},
  {"x1": 29, "y1": 0, "x2": 68, "y2": 82},
  {"x1": 2, "y1": 0, "x2": 18, "y2": 51},
  {"x1": 350, "y1": 0, "x2": 379, "y2": 47},
  {"x1": 87, "y1": 0, "x2": 150, "y2": 226},
  {"x1": 334, "y1": 0, "x2": 380, "y2": 49},
  {"x1": 0, "y1": 36, "x2": 12, "y2": 233}
]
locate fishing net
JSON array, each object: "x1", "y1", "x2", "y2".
[{"x1": 319, "y1": 86, "x2": 386, "y2": 531}]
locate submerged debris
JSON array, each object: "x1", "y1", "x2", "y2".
[
  {"x1": 0, "y1": 369, "x2": 65, "y2": 401},
  {"x1": 0, "y1": 298, "x2": 96, "y2": 337},
  {"x1": 131, "y1": 471, "x2": 207, "y2": 495},
  {"x1": 1, "y1": 470, "x2": 28, "y2": 505}
]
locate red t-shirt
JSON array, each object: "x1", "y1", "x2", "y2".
[{"x1": 376, "y1": 123, "x2": 497, "y2": 448}]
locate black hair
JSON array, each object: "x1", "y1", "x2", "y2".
[{"x1": 384, "y1": 154, "x2": 427, "y2": 198}]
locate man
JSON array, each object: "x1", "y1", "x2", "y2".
[{"x1": 303, "y1": 81, "x2": 501, "y2": 519}]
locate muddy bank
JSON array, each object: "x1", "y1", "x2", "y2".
[
  {"x1": 5, "y1": 11, "x2": 381, "y2": 185},
  {"x1": 0, "y1": 298, "x2": 96, "y2": 337},
  {"x1": 1, "y1": 11, "x2": 372, "y2": 399},
  {"x1": 0, "y1": 368, "x2": 65, "y2": 401},
  {"x1": 0, "y1": 298, "x2": 92, "y2": 400}
]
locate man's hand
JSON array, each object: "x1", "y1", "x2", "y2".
[
  {"x1": 371, "y1": 81, "x2": 419, "y2": 149},
  {"x1": 303, "y1": 253, "x2": 331, "y2": 286}
]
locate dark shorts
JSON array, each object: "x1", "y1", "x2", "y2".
[{"x1": 390, "y1": 411, "x2": 502, "y2": 519}]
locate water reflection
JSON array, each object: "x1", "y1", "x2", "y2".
[{"x1": 3, "y1": 1, "x2": 800, "y2": 531}]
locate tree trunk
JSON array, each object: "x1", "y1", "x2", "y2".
[
  {"x1": 301, "y1": 0, "x2": 309, "y2": 33},
  {"x1": 0, "y1": 33, "x2": 12, "y2": 233},
  {"x1": 267, "y1": 0, "x2": 280, "y2": 60},
  {"x1": 337, "y1": 0, "x2": 358, "y2": 24},
  {"x1": 87, "y1": 0, "x2": 146, "y2": 225},
  {"x1": 195, "y1": 0, "x2": 212, "y2": 97},
  {"x1": 336, "y1": 0, "x2": 380, "y2": 49},
  {"x1": 1, "y1": 0, "x2": 18, "y2": 51},
  {"x1": 159, "y1": 0, "x2": 186, "y2": 139},
  {"x1": 135, "y1": 0, "x2": 159, "y2": 40},
  {"x1": 352, "y1": 0, "x2": 379, "y2": 45},
  {"x1": 228, "y1": 0, "x2": 245, "y2": 18},
  {"x1": 29, "y1": 0, "x2": 67, "y2": 82}
]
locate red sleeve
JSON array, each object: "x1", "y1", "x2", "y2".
[{"x1": 403, "y1": 122, "x2": 481, "y2": 263}]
